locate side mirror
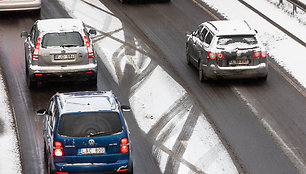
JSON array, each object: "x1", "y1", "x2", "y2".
[
  {"x1": 37, "y1": 109, "x2": 46, "y2": 116},
  {"x1": 186, "y1": 31, "x2": 192, "y2": 36},
  {"x1": 20, "y1": 31, "x2": 28, "y2": 38},
  {"x1": 89, "y1": 29, "x2": 97, "y2": 35},
  {"x1": 254, "y1": 29, "x2": 258, "y2": 33},
  {"x1": 121, "y1": 105, "x2": 131, "y2": 112}
]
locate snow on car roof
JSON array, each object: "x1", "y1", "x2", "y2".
[
  {"x1": 207, "y1": 20, "x2": 257, "y2": 36},
  {"x1": 57, "y1": 91, "x2": 118, "y2": 113},
  {"x1": 36, "y1": 18, "x2": 85, "y2": 33}
]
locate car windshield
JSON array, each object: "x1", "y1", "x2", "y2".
[
  {"x1": 58, "y1": 112, "x2": 123, "y2": 137},
  {"x1": 217, "y1": 35, "x2": 258, "y2": 49},
  {"x1": 41, "y1": 31, "x2": 84, "y2": 48}
]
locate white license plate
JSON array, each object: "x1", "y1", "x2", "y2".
[
  {"x1": 230, "y1": 59, "x2": 249, "y2": 65},
  {"x1": 79, "y1": 147, "x2": 105, "y2": 154},
  {"x1": 54, "y1": 54, "x2": 75, "y2": 60}
]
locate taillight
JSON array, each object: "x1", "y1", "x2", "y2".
[
  {"x1": 208, "y1": 52, "x2": 216, "y2": 60},
  {"x1": 119, "y1": 138, "x2": 129, "y2": 153},
  {"x1": 216, "y1": 53, "x2": 224, "y2": 59},
  {"x1": 32, "y1": 35, "x2": 41, "y2": 60},
  {"x1": 56, "y1": 172, "x2": 68, "y2": 174},
  {"x1": 84, "y1": 35, "x2": 94, "y2": 58},
  {"x1": 253, "y1": 51, "x2": 266, "y2": 58},
  {"x1": 208, "y1": 52, "x2": 224, "y2": 60},
  {"x1": 54, "y1": 141, "x2": 63, "y2": 157}
]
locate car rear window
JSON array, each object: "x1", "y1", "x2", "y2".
[
  {"x1": 217, "y1": 35, "x2": 258, "y2": 48},
  {"x1": 41, "y1": 32, "x2": 84, "y2": 48},
  {"x1": 58, "y1": 112, "x2": 123, "y2": 137}
]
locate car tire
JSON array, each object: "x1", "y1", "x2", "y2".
[
  {"x1": 259, "y1": 74, "x2": 268, "y2": 81},
  {"x1": 26, "y1": 69, "x2": 36, "y2": 89},
  {"x1": 198, "y1": 60, "x2": 207, "y2": 82},
  {"x1": 186, "y1": 45, "x2": 191, "y2": 65}
]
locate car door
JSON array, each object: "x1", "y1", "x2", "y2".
[
  {"x1": 44, "y1": 98, "x2": 56, "y2": 157},
  {"x1": 25, "y1": 24, "x2": 38, "y2": 66},
  {"x1": 194, "y1": 27, "x2": 208, "y2": 67},
  {"x1": 188, "y1": 25, "x2": 203, "y2": 65},
  {"x1": 201, "y1": 31, "x2": 213, "y2": 65}
]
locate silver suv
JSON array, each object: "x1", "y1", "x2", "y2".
[
  {"x1": 21, "y1": 18, "x2": 98, "y2": 88},
  {"x1": 186, "y1": 20, "x2": 268, "y2": 81}
]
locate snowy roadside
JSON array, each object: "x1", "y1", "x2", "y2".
[
  {"x1": 0, "y1": 69, "x2": 22, "y2": 173},
  {"x1": 56, "y1": 0, "x2": 239, "y2": 173}
]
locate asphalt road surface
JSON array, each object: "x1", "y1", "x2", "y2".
[{"x1": 0, "y1": 0, "x2": 305, "y2": 173}]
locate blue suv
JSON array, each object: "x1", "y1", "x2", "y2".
[{"x1": 37, "y1": 91, "x2": 133, "y2": 174}]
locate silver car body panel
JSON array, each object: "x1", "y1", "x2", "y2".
[
  {"x1": 29, "y1": 64, "x2": 97, "y2": 74},
  {"x1": 24, "y1": 18, "x2": 97, "y2": 82},
  {"x1": 0, "y1": 0, "x2": 41, "y2": 11}
]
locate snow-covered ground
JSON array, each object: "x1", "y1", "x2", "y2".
[
  {"x1": 0, "y1": 0, "x2": 305, "y2": 173},
  {"x1": 0, "y1": 70, "x2": 22, "y2": 174}
]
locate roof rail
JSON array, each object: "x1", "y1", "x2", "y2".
[
  {"x1": 243, "y1": 20, "x2": 252, "y2": 30},
  {"x1": 207, "y1": 21, "x2": 218, "y2": 31}
]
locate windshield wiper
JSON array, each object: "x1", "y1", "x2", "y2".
[
  {"x1": 88, "y1": 131, "x2": 112, "y2": 137},
  {"x1": 60, "y1": 44, "x2": 78, "y2": 47}
]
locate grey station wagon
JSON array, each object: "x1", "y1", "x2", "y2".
[
  {"x1": 21, "y1": 18, "x2": 98, "y2": 88},
  {"x1": 186, "y1": 20, "x2": 268, "y2": 81}
]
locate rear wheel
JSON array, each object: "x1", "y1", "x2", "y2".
[
  {"x1": 26, "y1": 69, "x2": 36, "y2": 89},
  {"x1": 186, "y1": 45, "x2": 191, "y2": 65},
  {"x1": 198, "y1": 60, "x2": 207, "y2": 82}
]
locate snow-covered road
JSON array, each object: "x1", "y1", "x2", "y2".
[{"x1": 0, "y1": 0, "x2": 305, "y2": 173}]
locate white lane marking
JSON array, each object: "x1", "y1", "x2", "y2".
[
  {"x1": 232, "y1": 87, "x2": 306, "y2": 173},
  {"x1": 191, "y1": 0, "x2": 219, "y2": 20}
]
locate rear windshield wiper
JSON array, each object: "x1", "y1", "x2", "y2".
[
  {"x1": 60, "y1": 44, "x2": 79, "y2": 47},
  {"x1": 88, "y1": 131, "x2": 112, "y2": 137}
]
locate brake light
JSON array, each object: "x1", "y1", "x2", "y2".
[
  {"x1": 253, "y1": 51, "x2": 267, "y2": 58},
  {"x1": 84, "y1": 35, "x2": 94, "y2": 58},
  {"x1": 119, "y1": 138, "x2": 129, "y2": 153},
  {"x1": 56, "y1": 172, "x2": 68, "y2": 174},
  {"x1": 208, "y1": 52, "x2": 216, "y2": 60},
  {"x1": 216, "y1": 53, "x2": 224, "y2": 59},
  {"x1": 54, "y1": 141, "x2": 63, "y2": 157},
  {"x1": 32, "y1": 35, "x2": 41, "y2": 60},
  {"x1": 208, "y1": 52, "x2": 224, "y2": 59}
]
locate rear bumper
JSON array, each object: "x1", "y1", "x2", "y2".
[
  {"x1": 29, "y1": 64, "x2": 97, "y2": 82},
  {"x1": 54, "y1": 159, "x2": 131, "y2": 173},
  {"x1": 0, "y1": 0, "x2": 41, "y2": 11},
  {"x1": 203, "y1": 62, "x2": 268, "y2": 79}
]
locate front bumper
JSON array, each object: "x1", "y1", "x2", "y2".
[
  {"x1": 28, "y1": 64, "x2": 97, "y2": 82},
  {"x1": 203, "y1": 62, "x2": 268, "y2": 79}
]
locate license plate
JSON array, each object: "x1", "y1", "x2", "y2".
[
  {"x1": 230, "y1": 59, "x2": 249, "y2": 65},
  {"x1": 54, "y1": 54, "x2": 75, "y2": 60},
  {"x1": 79, "y1": 147, "x2": 105, "y2": 155}
]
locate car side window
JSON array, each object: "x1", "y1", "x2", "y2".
[
  {"x1": 29, "y1": 26, "x2": 36, "y2": 43},
  {"x1": 204, "y1": 32, "x2": 213, "y2": 45},
  {"x1": 199, "y1": 28, "x2": 208, "y2": 42},
  {"x1": 47, "y1": 99, "x2": 56, "y2": 127},
  {"x1": 194, "y1": 25, "x2": 203, "y2": 37}
]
